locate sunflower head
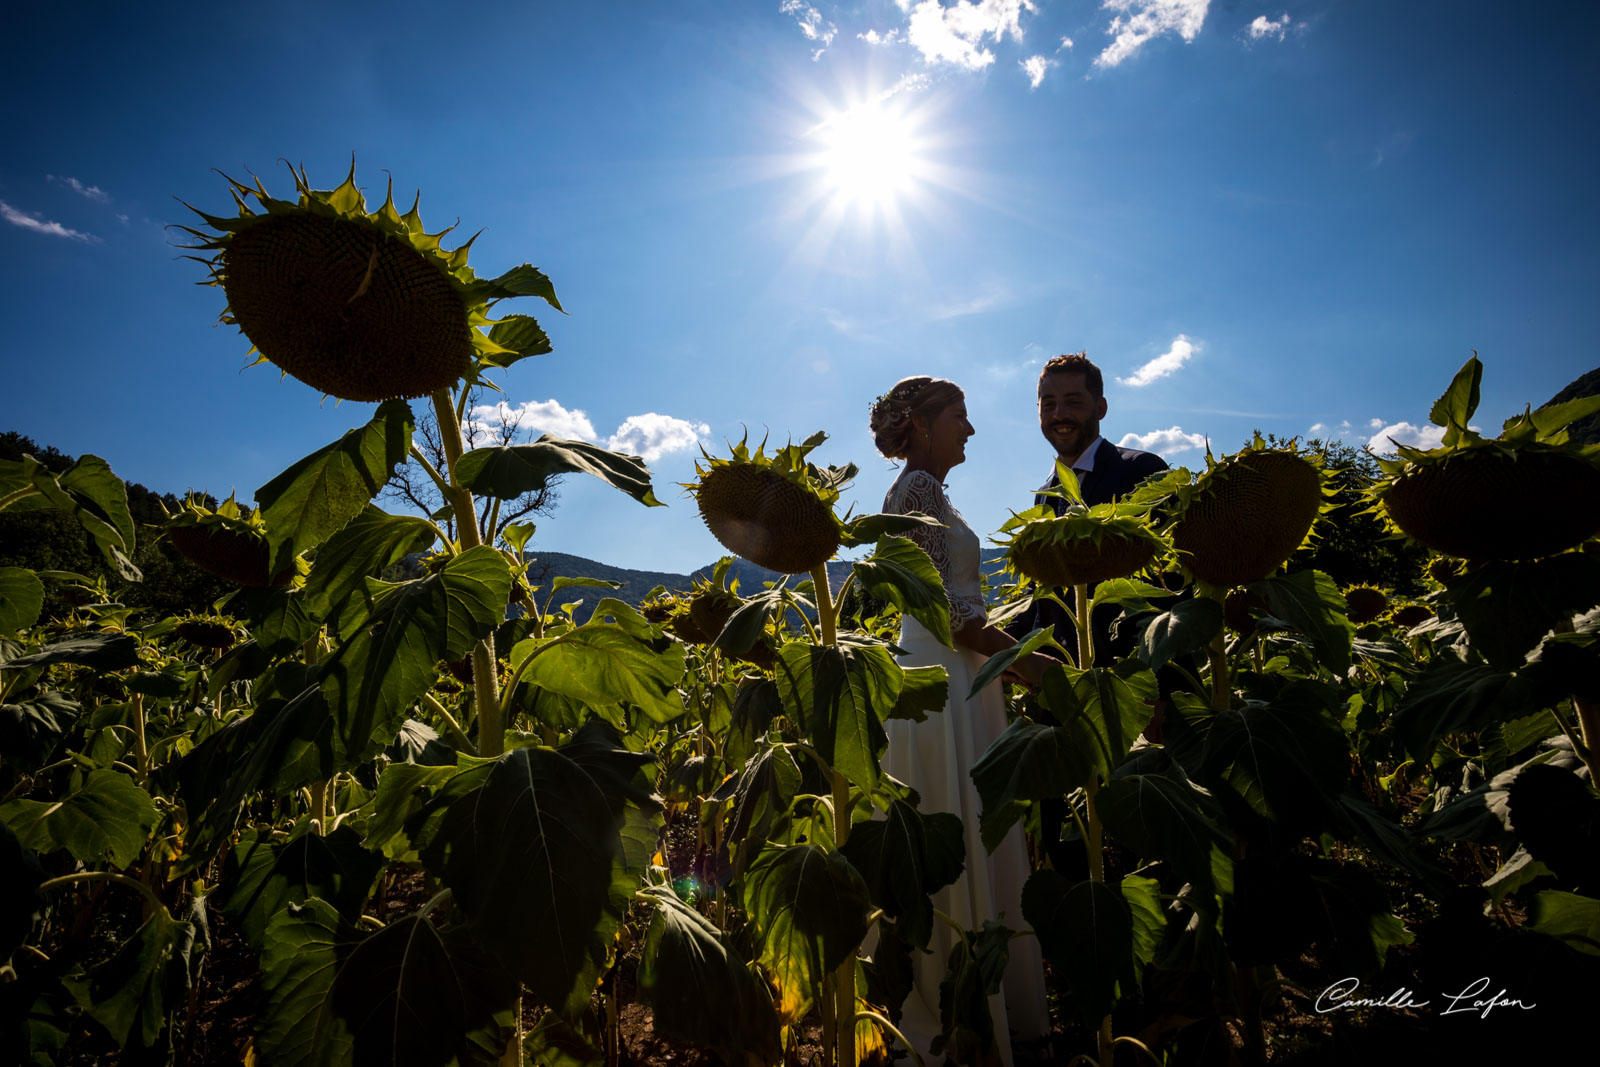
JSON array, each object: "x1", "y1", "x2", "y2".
[
  {"x1": 1391, "y1": 603, "x2": 1434, "y2": 629},
  {"x1": 1342, "y1": 584, "x2": 1389, "y2": 623},
  {"x1": 684, "y1": 432, "x2": 851, "y2": 575},
  {"x1": 163, "y1": 494, "x2": 296, "y2": 588},
  {"x1": 996, "y1": 481, "x2": 1168, "y2": 590},
  {"x1": 172, "y1": 613, "x2": 241, "y2": 651},
  {"x1": 1369, "y1": 357, "x2": 1600, "y2": 561},
  {"x1": 1164, "y1": 437, "x2": 1329, "y2": 591},
  {"x1": 180, "y1": 160, "x2": 560, "y2": 402}
]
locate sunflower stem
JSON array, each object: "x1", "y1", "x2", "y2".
[
  {"x1": 811, "y1": 562, "x2": 855, "y2": 1067},
  {"x1": 1074, "y1": 583, "x2": 1094, "y2": 670},
  {"x1": 433, "y1": 388, "x2": 503, "y2": 758},
  {"x1": 1574, "y1": 696, "x2": 1600, "y2": 783}
]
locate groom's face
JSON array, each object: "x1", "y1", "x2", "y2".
[{"x1": 1037, "y1": 371, "x2": 1107, "y2": 462}]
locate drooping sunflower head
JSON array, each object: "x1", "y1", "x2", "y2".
[
  {"x1": 1342, "y1": 584, "x2": 1389, "y2": 624},
  {"x1": 172, "y1": 613, "x2": 241, "y2": 651},
  {"x1": 163, "y1": 494, "x2": 295, "y2": 588},
  {"x1": 180, "y1": 160, "x2": 559, "y2": 402},
  {"x1": 997, "y1": 501, "x2": 1167, "y2": 589},
  {"x1": 1165, "y1": 438, "x2": 1329, "y2": 591},
  {"x1": 1369, "y1": 357, "x2": 1600, "y2": 561},
  {"x1": 685, "y1": 432, "x2": 851, "y2": 575}
]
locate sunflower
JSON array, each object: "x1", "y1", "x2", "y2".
[
  {"x1": 1165, "y1": 439, "x2": 1328, "y2": 590},
  {"x1": 180, "y1": 160, "x2": 559, "y2": 402},
  {"x1": 163, "y1": 494, "x2": 294, "y2": 588},
  {"x1": 685, "y1": 432, "x2": 851, "y2": 576},
  {"x1": 1370, "y1": 358, "x2": 1600, "y2": 561}
]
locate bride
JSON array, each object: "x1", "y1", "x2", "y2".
[{"x1": 868, "y1": 376, "x2": 1054, "y2": 1064}]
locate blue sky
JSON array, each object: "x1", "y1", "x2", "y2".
[{"x1": 2, "y1": 1, "x2": 1596, "y2": 573}]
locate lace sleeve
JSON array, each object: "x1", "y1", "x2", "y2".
[{"x1": 889, "y1": 472, "x2": 986, "y2": 630}]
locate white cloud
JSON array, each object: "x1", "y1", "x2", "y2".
[
  {"x1": 1366, "y1": 421, "x2": 1448, "y2": 453},
  {"x1": 859, "y1": 28, "x2": 901, "y2": 45},
  {"x1": 472, "y1": 399, "x2": 599, "y2": 442},
  {"x1": 1059, "y1": 36, "x2": 1075, "y2": 50},
  {"x1": 47, "y1": 175, "x2": 109, "y2": 203},
  {"x1": 781, "y1": 1, "x2": 837, "y2": 59},
  {"x1": 0, "y1": 200, "x2": 95, "y2": 241},
  {"x1": 1020, "y1": 54, "x2": 1056, "y2": 88},
  {"x1": 1120, "y1": 426, "x2": 1208, "y2": 455},
  {"x1": 1247, "y1": 13, "x2": 1290, "y2": 41},
  {"x1": 1117, "y1": 334, "x2": 1197, "y2": 387},
  {"x1": 608, "y1": 414, "x2": 710, "y2": 462},
  {"x1": 473, "y1": 401, "x2": 708, "y2": 462},
  {"x1": 1365, "y1": 420, "x2": 1482, "y2": 454},
  {"x1": 904, "y1": 0, "x2": 1037, "y2": 71},
  {"x1": 1094, "y1": 0, "x2": 1210, "y2": 70},
  {"x1": 930, "y1": 283, "x2": 1011, "y2": 319}
]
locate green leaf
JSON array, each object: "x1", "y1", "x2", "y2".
[
  {"x1": 511, "y1": 617, "x2": 686, "y2": 725},
  {"x1": 1445, "y1": 556, "x2": 1600, "y2": 670},
  {"x1": 5, "y1": 455, "x2": 141, "y2": 580},
  {"x1": 837, "y1": 511, "x2": 943, "y2": 550},
  {"x1": 0, "y1": 691, "x2": 79, "y2": 772},
  {"x1": 712, "y1": 744, "x2": 803, "y2": 874},
  {"x1": 1, "y1": 768, "x2": 156, "y2": 868},
  {"x1": 1035, "y1": 661, "x2": 1159, "y2": 783},
  {"x1": 838, "y1": 799, "x2": 964, "y2": 949},
  {"x1": 416, "y1": 719, "x2": 659, "y2": 1019},
  {"x1": 302, "y1": 505, "x2": 437, "y2": 635},
  {"x1": 1253, "y1": 570, "x2": 1355, "y2": 674},
  {"x1": 479, "y1": 314, "x2": 552, "y2": 367},
  {"x1": 69, "y1": 906, "x2": 190, "y2": 1048},
  {"x1": 1022, "y1": 870, "x2": 1133, "y2": 1025},
  {"x1": 970, "y1": 719, "x2": 1090, "y2": 854},
  {"x1": 637, "y1": 884, "x2": 783, "y2": 1065},
  {"x1": 1122, "y1": 873, "x2": 1165, "y2": 983},
  {"x1": 0, "y1": 567, "x2": 44, "y2": 637},
  {"x1": 1429, "y1": 354, "x2": 1482, "y2": 443},
  {"x1": 1, "y1": 633, "x2": 140, "y2": 672},
  {"x1": 967, "y1": 626, "x2": 1055, "y2": 700},
  {"x1": 255, "y1": 399, "x2": 414, "y2": 575},
  {"x1": 742, "y1": 844, "x2": 872, "y2": 1023},
  {"x1": 934, "y1": 919, "x2": 1011, "y2": 1065},
  {"x1": 1138, "y1": 596, "x2": 1223, "y2": 673},
  {"x1": 254, "y1": 898, "x2": 352, "y2": 1066},
  {"x1": 849, "y1": 536, "x2": 952, "y2": 647},
  {"x1": 323, "y1": 545, "x2": 511, "y2": 754},
  {"x1": 886, "y1": 664, "x2": 948, "y2": 723},
  {"x1": 220, "y1": 826, "x2": 385, "y2": 949},
  {"x1": 1526, "y1": 890, "x2": 1600, "y2": 955},
  {"x1": 522, "y1": 1012, "x2": 604, "y2": 1067},
  {"x1": 1529, "y1": 393, "x2": 1600, "y2": 441},
  {"x1": 470, "y1": 263, "x2": 563, "y2": 310},
  {"x1": 328, "y1": 915, "x2": 518, "y2": 1067},
  {"x1": 455, "y1": 437, "x2": 662, "y2": 507},
  {"x1": 772, "y1": 641, "x2": 886, "y2": 792},
  {"x1": 1199, "y1": 696, "x2": 1349, "y2": 826},
  {"x1": 1393, "y1": 657, "x2": 1529, "y2": 763},
  {"x1": 1097, "y1": 772, "x2": 1230, "y2": 899}
]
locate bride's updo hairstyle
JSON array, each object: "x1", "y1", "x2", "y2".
[{"x1": 870, "y1": 376, "x2": 964, "y2": 460}]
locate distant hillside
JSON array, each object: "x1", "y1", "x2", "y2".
[
  {"x1": 1543, "y1": 366, "x2": 1600, "y2": 446},
  {"x1": 526, "y1": 547, "x2": 1010, "y2": 612}
]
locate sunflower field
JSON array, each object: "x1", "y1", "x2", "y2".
[{"x1": 2, "y1": 166, "x2": 1598, "y2": 1067}]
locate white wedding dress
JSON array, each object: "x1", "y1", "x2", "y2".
[{"x1": 877, "y1": 469, "x2": 1050, "y2": 1064}]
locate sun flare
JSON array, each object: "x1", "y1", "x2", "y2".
[{"x1": 814, "y1": 100, "x2": 926, "y2": 209}]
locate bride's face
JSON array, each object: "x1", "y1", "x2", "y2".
[{"x1": 924, "y1": 398, "x2": 974, "y2": 468}]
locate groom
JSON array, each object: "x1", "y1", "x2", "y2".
[{"x1": 1007, "y1": 351, "x2": 1167, "y2": 875}]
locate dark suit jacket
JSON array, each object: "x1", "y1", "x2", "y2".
[{"x1": 1005, "y1": 438, "x2": 1168, "y2": 663}]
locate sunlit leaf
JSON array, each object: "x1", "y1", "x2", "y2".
[
  {"x1": 255, "y1": 399, "x2": 414, "y2": 575},
  {"x1": 849, "y1": 536, "x2": 952, "y2": 647},
  {"x1": 456, "y1": 437, "x2": 661, "y2": 507},
  {"x1": 638, "y1": 884, "x2": 782, "y2": 1065},
  {"x1": 0, "y1": 567, "x2": 43, "y2": 638},
  {"x1": 742, "y1": 843, "x2": 872, "y2": 1023},
  {"x1": 0, "y1": 768, "x2": 156, "y2": 868}
]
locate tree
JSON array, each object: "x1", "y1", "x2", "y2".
[{"x1": 384, "y1": 388, "x2": 560, "y2": 550}]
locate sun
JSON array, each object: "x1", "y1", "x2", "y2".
[{"x1": 813, "y1": 99, "x2": 928, "y2": 209}]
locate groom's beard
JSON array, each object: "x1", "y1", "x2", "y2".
[{"x1": 1044, "y1": 416, "x2": 1099, "y2": 461}]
